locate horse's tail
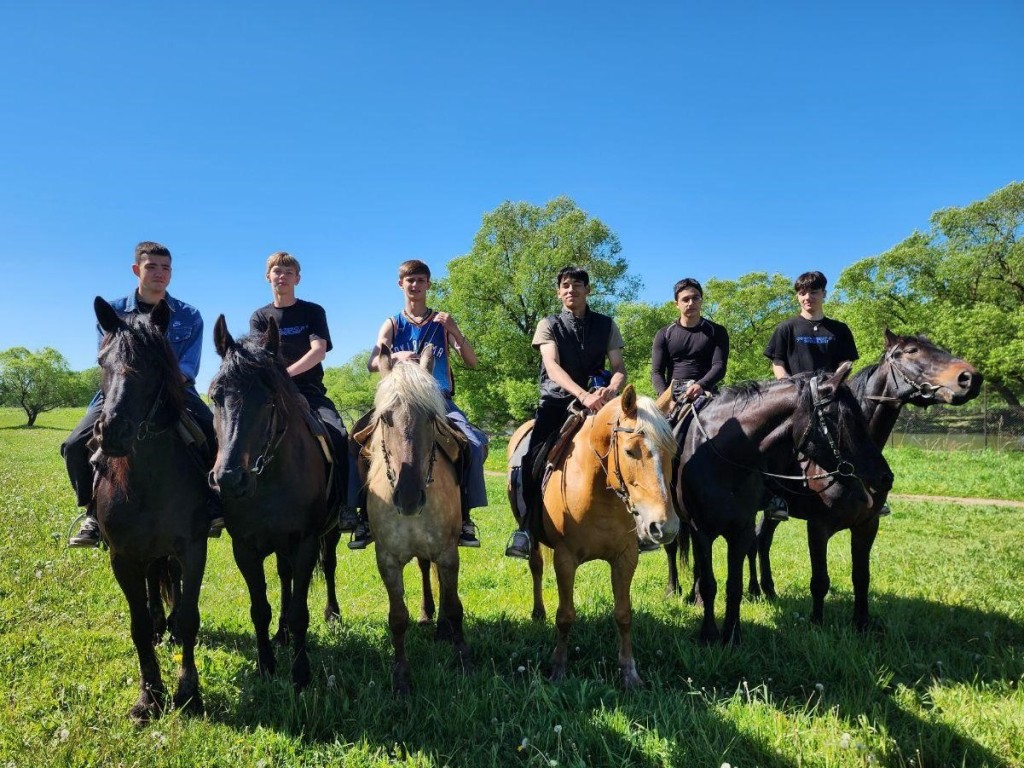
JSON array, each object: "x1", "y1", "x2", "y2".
[
  {"x1": 155, "y1": 557, "x2": 181, "y2": 610},
  {"x1": 675, "y1": 525, "x2": 691, "y2": 567}
]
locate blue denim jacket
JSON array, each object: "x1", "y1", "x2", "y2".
[{"x1": 96, "y1": 291, "x2": 204, "y2": 394}]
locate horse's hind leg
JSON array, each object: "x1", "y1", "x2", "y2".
[
  {"x1": 721, "y1": 525, "x2": 754, "y2": 645},
  {"x1": 375, "y1": 551, "x2": 411, "y2": 695},
  {"x1": 529, "y1": 541, "x2": 545, "y2": 622},
  {"x1": 806, "y1": 520, "x2": 833, "y2": 626},
  {"x1": 285, "y1": 535, "x2": 319, "y2": 690},
  {"x1": 417, "y1": 557, "x2": 435, "y2": 625},
  {"x1": 111, "y1": 556, "x2": 165, "y2": 724},
  {"x1": 274, "y1": 554, "x2": 293, "y2": 646},
  {"x1": 610, "y1": 554, "x2": 642, "y2": 689},
  {"x1": 172, "y1": 541, "x2": 207, "y2": 715},
  {"x1": 320, "y1": 528, "x2": 342, "y2": 623},
  {"x1": 692, "y1": 532, "x2": 719, "y2": 644},
  {"x1": 755, "y1": 515, "x2": 781, "y2": 601},
  {"x1": 549, "y1": 548, "x2": 578, "y2": 681},
  {"x1": 850, "y1": 518, "x2": 879, "y2": 632},
  {"x1": 145, "y1": 561, "x2": 168, "y2": 645},
  {"x1": 664, "y1": 539, "x2": 681, "y2": 598},
  {"x1": 232, "y1": 541, "x2": 275, "y2": 677},
  {"x1": 434, "y1": 548, "x2": 471, "y2": 672}
]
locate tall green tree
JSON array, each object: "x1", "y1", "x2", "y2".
[
  {"x1": 0, "y1": 347, "x2": 81, "y2": 425},
  {"x1": 434, "y1": 197, "x2": 639, "y2": 428},
  {"x1": 322, "y1": 350, "x2": 376, "y2": 428},
  {"x1": 837, "y1": 181, "x2": 1024, "y2": 407},
  {"x1": 615, "y1": 300, "x2": 676, "y2": 397}
]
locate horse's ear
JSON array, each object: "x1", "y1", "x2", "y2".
[
  {"x1": 620, "y1": 384, "x2": 637, "y2": 419},
  {"x1": 883, "y1": 328, "x2": 899, "y2": 349},
  {"x1": 264, "y1": 317, "x2": 281, "y2": 356},
  {"x1": 419, "y1": 343, "x2": 435, "y2": 374},
  {"x1": 214, "y1": 315, "x2": 234, "y2": 358},
  {"x1": 826, "y1": 361, "x2": 853, "y2": 389},
  {"x1": 150, "y1": 299, "x2": 171, "y2": 335},
  {"x1": 654, "y1": 386, "x2": 674, "y2": 415},
  {"x1": 378, "y1": 345, "x2": 393, "y2": 377},
  {"x1": 94, "y1": 296, "x2": 123, "y2": 335}
]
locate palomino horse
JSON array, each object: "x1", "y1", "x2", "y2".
[
  {"x1": 209, "y1": 317, "x2": 337, "y2": 690},
  {"x1": 508, "y1": 385, "x2": 679, "y2": 688},
  {"x1": 749, "y1": 330, "x2": 981, "y2": 629},
  {"x1": 366, "y1": 346, "x2": 470, "y2": 695},
  {"x1": 91, "y1": 297, "x2": 208, "y2": 723},
  {"x1": 674, "y1": 364, "x2": 893, "y2": 645}
]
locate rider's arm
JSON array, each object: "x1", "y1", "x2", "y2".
[
  {"x1": 287, "y1": 337, "x2": 327, "y2": 377},
  {"x1": 435, "y1": 312, "x2": 478, "y2": 369},
  {"x1": 176, "y1": 311, "x2": 203, "y2": 387},
  {"x1": 606, "y1": 347, "x2": 627, "y2": 396},
  {"x1": 539, "y1": 342, "x2": 603, "y2": 411},
  {"x1": 650, "y1": 327, "x2": 669, "y2": 396},
  {"x1": 368, "y1": 318, "x2": 397, "y2": 372},
  {"x1": 771, "y1": 362, "x2": 789, "y2": 380},
  {"x1": 698, "y1": 325, "x2": 729, "y2": 390}
]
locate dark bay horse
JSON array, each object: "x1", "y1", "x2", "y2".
[
  {"x1": 91, "y1": 297, "x2": 208, "y2": 723},
  {"x1": 674, "y1": 364, "x2": 893, "y2": 645},
  {"x1": 749, "y1": 330, "x2": 981, "y2": 629},
  {"x1": 507, "y1": 385, "x2": 679, "y2": 688},
  {"x1": 366, "y1": 347, "x2": 470, "y2": 695},
  {"x1": 209, "y1": 316, "x2": 335, "y2": 690}
]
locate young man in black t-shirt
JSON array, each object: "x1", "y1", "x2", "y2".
[
  {"x1": 651, "y1": 278, "x2": 729, "y2": 401},
  {"x1": 249, "y1": 251, "x2": 350, "y2": 522}
]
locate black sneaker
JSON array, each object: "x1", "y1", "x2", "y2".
[
  {"x1": 459, "y1": 521, "x2": 481, "y2": 548},
  {"x1": 338, "y1": 506, "x2": 359, "y2": 532},
  {"x1": 347, "y1": 519, "x2": 374, "y2": 550},
  {"x1": 765, "y1": 496, "x2": 790, "y2": 522},
  {"x1": 638, "y1": 537, "x2": 661, "y2": 553},
  {"x1": 69, "y1": 516, "x2": 101, "y2": 548},
  {"x1": 504, "y1": 530, "x2": 531, "y2": 559},
  {"x1": 208, "y1": 517, "x2": 225, "y2": 538},
  {"x1": 878, "y1": 502, "x2": 892, "y2": 517}
]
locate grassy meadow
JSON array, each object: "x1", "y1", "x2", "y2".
[{"x1": 2, "y1": 408, "x2": 1024, "y2": 767}]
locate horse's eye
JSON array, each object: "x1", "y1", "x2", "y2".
[
  {"x1": 210, "y1": 390, "x2": 224, "y2": 407},
  {"x1": 905, "y1": 346, "x2": 918, "y2": 354},
  {"x1": 625, "y1": 445, "x2": 642, "y2": 459},
  {"x1": 381, "y1": 412, "x2": 393, "y2": 427}
]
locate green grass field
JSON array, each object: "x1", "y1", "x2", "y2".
[{"x1": 3, "y1": 408, "x2": 1024, "y2": 767}]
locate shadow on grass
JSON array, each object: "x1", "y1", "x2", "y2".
[{"x1": 0, "y1": 423, "x2": 67, "y2": 431}]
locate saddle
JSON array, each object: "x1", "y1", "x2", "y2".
[
  {"x1": 350, "y1": 409, "x2": 468, "y2": 484},
  {"x1": 301, "y1": 409, "x2": 346, "y2": 528}
]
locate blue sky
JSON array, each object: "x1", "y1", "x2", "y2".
[{"x1": 1, "y1": 1, "x2": 1021, "y2": 392}]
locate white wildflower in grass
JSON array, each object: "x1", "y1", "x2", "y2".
[
  {"x1": 721, "y1": 763, "x2": 732, "y2": 768},
  {"x1": 815, "y1": 683, "x2": 824, "y2": 693},
  {"x1": 656, "y1": 649, "x2": 663, "y2": 656},
  {"x1": 839, "y1": 733, "x2": 852, "y2": 749},
  {"x1": 517, "y1": 737, "x2": 529, "y2": 753},
  {"x1": 58, "y1": 728, "x2": 69, "y2": 742},
  {"x1": 517, "y1": 666, "x2": 526, "y2": 673},
  {"x1": 368, "y1": 680, "x2": 375, "y2": 688},
  {"x1": 327, "y1": 675, "x2": 336, "y2": 689},
  {"x1": 553, "y1": 724, "x2": 562, "y2": 734}
]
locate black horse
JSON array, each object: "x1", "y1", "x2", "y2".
[
  {"x1": 209, "y1": 316, "x2": 338, "y2": 690},
  {"x1": 672, "y1": 364, "x2": 893, "y2": 645},
  {"x1": 749, "y1": 330, "x2": 981, "y2": 629},
  {"x1": 91, "y1": 297, "x2": 209, "y2": 723}
]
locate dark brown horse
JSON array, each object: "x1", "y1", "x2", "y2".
[
  {"x1": 91, "y1": 297, "x2": 209, "y2": 723},
  {"x1": 674, "y1": 364, "x2": 893, "y2": 645},
  {"x1": 209, "y1": 317, "x2": 335, "y2": 690},
  {"x1": 749, "y1": 330, "x2": 981, "y2": 629},
  {"x1": 366, "y1": 347, "x2": 470, "y2": 695}
]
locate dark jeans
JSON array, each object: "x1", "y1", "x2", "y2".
[
  {"x1": 306, "y1": 395, "x2": 350, "y2": 509},
  {"x1": 520, "y1": 396, "x2": 573, "y2": 525},
  {"x1": 60, "y1": 391, "x2": 216, "y2": 508}
]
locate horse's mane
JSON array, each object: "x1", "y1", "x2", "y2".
[
  {"x1": 633, "y1": 397, "x2": 677, "y2": 456},
  {"x1": 209, "y1": 334, "x2": 308, "y2": 421},
  {"x1": 99, "y1": 313, "x2": 185, "y2": 415},
  {"x1": 374, "y1": 362, "x2": 447, "y2": 420}
]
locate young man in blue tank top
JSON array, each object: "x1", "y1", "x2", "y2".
[{"x1": 349, "y1": 259, "x2": 488, "y2": 549}]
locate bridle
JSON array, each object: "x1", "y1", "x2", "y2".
[
  {"x1": 865, "y1": 345, "x2": 950, "y2": 405},
  {"x1": 377, "y1": 416, "x2": 438, "y2": 489},
  {"x1": 591, "y1": 415, "x2": 645, "y2": 520},
  {"x1": 134, "y1": 382, "x2": 170, "y2": 442},
  {"x1": 209, "y1": 385, "x2": 288, "y2": 488}
]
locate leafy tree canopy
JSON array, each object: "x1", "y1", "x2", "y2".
[{"x1": 0, "y1": 347, "x2": 83, "y2": 425}]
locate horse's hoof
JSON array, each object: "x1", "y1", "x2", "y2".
[
  {"x1": 392, "y1": 663, "x2": 411, "y2": 695},
  {"x1": 856, "y1": 616, "x2": 885, "y2": 635},
  {"x1": 548, "y1": 664, "x2": 567, "y2": 682},
  {"x1": 173, "y1": 690, "x2": 204, "y2": 716},
  {"x1": 292, "y1": 657, "x2": 312, "y2": 691},
  {"x1": 324, "y1": 605, "x2": 341, "y2": 623},
  {"x1": 664, "y1": 586, "x2": 682, "y2": 599},
  {"x1": 273, "y1": 628, "x2": 291, "y2": 646},
  {"x1": 622, "y1": 672, "x2": 645, "y2": 690},
  {"x1": 417, "y1": 613, "x2": 433, "y2": 626},
  {"x1": 256, "y1": 654, "x2": 276, "y2": 677},
  {"x1": 531, "y1": 608, "x2": 546, "y2": 623}
]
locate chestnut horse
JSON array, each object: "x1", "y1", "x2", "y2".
[
  {"x1": 91, "y1": 297, "x2": 208, "y2": 723},
  {"x1": 749, "y1": 330, "x2": 981, "y2": 629},
  {"x1": 367, "y1": 346, "x2": 470, "y2": 695},
  {"x1": 508, "y1": 385, "x2": 679, "y2": 688}
]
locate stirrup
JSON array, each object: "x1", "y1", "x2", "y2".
[{"x1": 504, "y1": 530, "x2": 531, "y2": 559}]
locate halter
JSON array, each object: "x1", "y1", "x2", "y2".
[
  {"x1": 135, "y1": 382, "x2": 170, "y2": 441},
  {"x1": 377, "y1": 418, "x2": 438, "y2": 489},
  {"x1": 248, "y1": 400, "x2": 289, "y2": 475}
]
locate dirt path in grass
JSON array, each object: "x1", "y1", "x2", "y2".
[{"x1": 484, "y1": 470, "x2": 1024, "y2": 508}]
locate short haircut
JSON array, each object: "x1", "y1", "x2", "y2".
[
  {"x1": 399, "y1": 259, "x2": 431, "y2": 281},
  {"x1": 556, "y1": 265, "x2": 590, "y2": 288},
  {"x1": 266, "y1": 251, "x2": 301, "y2": 274},
  {"x1": 794, "y1": 271, "x2": 827, "y2": 292},
  {"x1": 135, "y1": 241, "x2": 171, "y2": 265},
  {"x1": 673, "y1": 277, "x2": 704, "y2": 300}
]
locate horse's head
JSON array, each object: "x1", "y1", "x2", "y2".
[
  {"x1": 94, "y1": 296, "x2": 182, "y2": 457},
  {"x1": 373, "y1": 344, "x2": 447, "y2": 515},
  {"x1": 208, "y1": 315, "x2": 290, "y2": 499},
  {"x1": 882, "y1": 329, "x2": 981, "y2": 406},
  {"x1": 591, "y1": 385, "x2": 680, "y2": 546},
  {"x1": 792, "y1": 364, "x2": 894, "y2": 508}
]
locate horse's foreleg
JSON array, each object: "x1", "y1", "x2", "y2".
[
  {"x1": 529, "y1": 542, "x2": 546, "y2": 622},
  {"x1": 722, "y1": 524, "x2": 754, "y2": 645},
  {"x1": 232, "y1": 541, "x2": 275, "y2": 677},
  {"x1": 850, "y1": 518, "x2": 880, "y2": 632},
  {"x1": 172, "y1": 541, "x2": 207, "y2": 715},
  {"x1": 320, "y1": 528, "x2": 341, "y2": 623},
  {"x1": 664, "y1": 539, "x2": 681, "y2": 598},
  {"x1": 434, "y1": 548, "x2": 471, "y2": 672},
  {"x1": 417, "y1": 557, "x2": 435, "y2": 625},
  {"x1": 274, "y1": 554, "x2": 293, "y2": 646},
  {"x1": 165, "y1": 558, "x2": 183, "y2": 645},
  {"x1": 145, "y1": 561, "x2": 167, "y2": 645},
  {"x1": 286, "y1": 535, "x2": 319, "y2": 690},
  {"x1": 756, "y1": 515, "x2": 782, "y2": 601},
  {"x1": 111, "y1": 556, "x2": 165, "y2": 724},
  {"x1": 610, "y1": 554, "x2": 642, "y2": 689},
  {"x1": 549, "y1": 548, "x2": 578, "y2": 681},
  {"x1": 691, "y1": 531, "x2": 719, "y2": 644},
  {"x1": 806, "y1": 520, "x2": 832, "y2": 626},
  {"x1": 376, "y1": 551, "x2": 411, "y2": 695}
]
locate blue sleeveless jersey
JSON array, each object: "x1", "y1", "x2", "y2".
[{"x1": 391, "y1": 312, "x2": 453, "y2": 396}]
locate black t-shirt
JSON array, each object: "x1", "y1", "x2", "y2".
[
  {"x1": 249, "y1": 299, "x2": 332, "y2": 398},
  {"x1": 650, "y1": 318, "x2": 729, "y2": 395},
  {"x1": 763, "y1": 315, "x2": 858, "y2": 375}
]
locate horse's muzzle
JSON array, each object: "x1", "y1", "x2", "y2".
[
  {"x1": 96, "y1": 419, "x2": 133, "y2": 457},
  {"x1": 213, "y1": 467, "x2": 256, "y2": 499},
  {"x1": 645, "y1": 517, "x2": 680, "y2": 546}
]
